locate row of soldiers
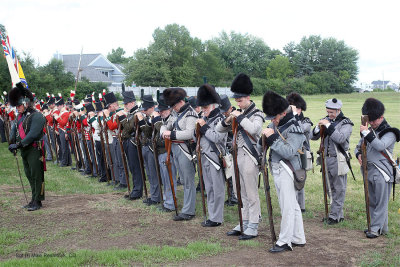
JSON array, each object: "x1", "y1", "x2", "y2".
[{"x1": 3, "y1": 73, "x2": 399, "y2": 253}]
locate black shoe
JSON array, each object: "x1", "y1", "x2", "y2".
[
  {"x1": 301, "y1": 209, "x2": 306, "y2": 213},
  {"x1": 201, "y1": 219, "x2": 222, "y2": 227},
  {"x1": 128, "y1": 196, "x2": 141, "y2": 201},
  {"x1": 177, "y1": 178, "x2": 183, "y2": 186},
  {"x1": 226, "y1": 230, "x2": 241, "y2": 236},
  {"x1": 146, "y1": 199, "x2": 160, "y2": 206},
  {"x1": 292, "y1": 243, "x2": 305, "y2": 247},
  {"x1": 366, "y1": 231, "x2": 379, "y2": 238},
  {"x1": 327, "y1": 217, "x2": 339, "y2": 225},
  {"x1": 71, "y1": 167, "x2": 77, "y2": 171},
  {"x1": 239, "y1": 234, "x2": 256, "y2": 240},
  {"x1": 106, "y1": 181, "x2": 116, "y2": 186},
  {"x1": 78, "y1": 169, "x2": 85, "y2": 172},
  {"x1": 114, "y1": 184, "x2": 127, "y2": 190},
  {"x1": 27, "y1": 201, "x2": 41, "y2": 211},
  {"x1": 98, "y1": 178, "x2": 107, "y2": 183},
  {"x1": 158, "y1": 206, "x2": 174, "y2": 213},
  {"x1": 173, "y1": 213, "x2": 195, "y2": 221},
  {"x1": 269, "y1": 244, "x2": 292, "y2": 253},
  {"x1": 22, "y1": 201, "x2": 33, "y2": 209}
]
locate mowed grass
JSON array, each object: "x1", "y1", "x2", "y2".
[{"x1": 0, "y1": 92, "x2": 399, "y2": 265}]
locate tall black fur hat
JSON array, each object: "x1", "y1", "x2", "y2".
[
  {"x1": 362, "y1": 98, "x2": 385, "y2": 121},
  {"x1": 196, "y1": 84, "x2": 221, "y2": 106},
  {"x1": 231, "y1": 73, "x2": 253, "y2": 98},
  {"x1": 8, "y1": 82, "x2": 33, "y2": 107},
  {"x1": 262, "y1": 91, "x2": 289, "y2": 120},
  {"x1": 286, "y1": 92, "x2": 307, "y2": 111},
  {"x1": 163, "y1": 88, "x2": 186, "y2": 107}
]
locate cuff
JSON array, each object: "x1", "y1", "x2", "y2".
[
  {"x1": 138, "y1": 120, "x2": 146, "y2": 127},
  {"x1": 170, "y1": 131, "x2": 177, "y2": 140},
  {"x1": 152, "y1": 116, "x2": 162, "y2": 123},
  {"x1": 200, "y1": 124, "x2": 210, "y2": 135},
  {"x1": 104, "y1": 116, "x2": 111, "y2": 122},
  {"x1": 88, "y1": 117, "x2": 96, "y2": 124},
  {"x1": 325, "y1": 123, "x2": 335, "y2": 135},
  {"x1": 365, "y1": 131, "x2": 375, "y2": 143},
  {"x1": 266, "y1": 133, "x2": 279, "y2": 147},
  {"x1": 236, "y1": 114, "x2": 245, "y2": 124},
  {"x1": 118, "y1": 115, "x2": 126, "y2": 122},
  {"x1": 221, "y1": 119, "x2": 229, "y2": 128},
  {"x1": 355, "y1": 152, "x2": 361, "y2": 160},
  {"x1": 361, "y1": 129, "x2": 370, "y2": 137}
]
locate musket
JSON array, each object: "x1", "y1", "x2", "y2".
[
  {"x1": 80, "y1": 116, "x2": 94, "y2": 175},
  {"x1": 117, "y1": 117, "x2": 130, "y2": 193},
  {"x1": 73, "y1": 116, "x2": 85, "y2": 170},
  {"x1": 361, "y1": 115, "x2": 371, "y2": 232},
  {"x1": 98, "y1": 115, "x2": 111, "y2": 181},
  {"x1": 52, "y1": 116, "x2": 60, "y2": 163},
  {"x1": 151, "y1": 118, "x2": 163, "y2": 205},
  {"x1": 89, "y1": 123, "x2": 99, "y2": 175},
  {"x1": 261, "y1": 135, "x2": 277, "y2": 246},
  {"x1": 319, "y1": 125, "x2": 330, "y2": 222},
  {"x1": 395, "y1": 157, "x2": 399, "y2": 201},
  {"x1": 14, "y1": 150, "x2": 28, "y2": 205},
  {"x1": 165, "y1": 137, "x2": 178, "y2": 216},
  {"x1": 195, "y1": 122, "x2": 207, "y2": 223},
  {"x1": 102, "y1": 116, "x2": 116, "y2": 183},
  {"x1": 135, "y1": 115, "x2": 148, "y2": 199},
  {"x1": 231, "y1": 117, "x2": 244, "y2": 233}
]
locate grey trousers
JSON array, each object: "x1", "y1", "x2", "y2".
[
  {"x1": 235, "y1": 147, "x2": 261, "y2": 224},
  {"x1": 95, "y1": 140, "x2": 107, "y2": 180},
  {"x1": 327, "y1": 173, "x2": 347, "y2": 220},
  {"x1": 142, "y1": 146, "x2": 161, "y2": 202},
  {"x1": 368, "y1": 167, "x2": 392, "y2": 234},
  {"x1": 84, "y1": 139, "x2": 97, "y2": 176},
  {"x1": 43, "y1": 134, "x2": 52, "y2": 161},
  {"x1": 272, "y1": 162, "x2": 306, "y2": 247},
  {"x1": 158, "y1": 152, "x2": 177, "y2": 210},
  {"x1": 59, "y1": 129, "x2": 71, "y2": 166},
  {"x1": 111, "y1": 137, "x2": 126, "y2": 185},
  {"x1": 296, "y1": 188, "x2": 305, "y2": 210},
  {"x1": 202, "y1": 155, "x2": 225, "y2": 223},
  {"x1": 124, "y1": 139, "x2": 143, "y2": 198},
  {"x1": 172, "y1": 143, "x2": 196, "y2": 215}
]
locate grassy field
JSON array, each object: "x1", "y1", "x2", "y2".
[{"x1": 0, "y1": 92, "x2": 399, "y2": 266}]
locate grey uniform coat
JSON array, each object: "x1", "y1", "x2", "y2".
[
  {"x1": 216, "y1": 101, "x2": 264, "y2": 234},
  {"x1": 311, "y1": 112, "x2": 353, "y2": 220},
  {"x1": 355, "y1": 119, "x2": 398, "y2": 234},
  {"x1": 199, "y1": 108, "x2": 227, "y2": 223},
  {"x1": 160, "y1": 103, "x2": 197, "y2": 215},
  {"x1": 264, "y1": 112, "x2": 306, "y2": 247}
]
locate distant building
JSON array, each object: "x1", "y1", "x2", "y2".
[
  {"x1": 371, "y1": 80, "x2": 390, "y2": 90},
  {"x1": 55, "y1": 53, "x2": 125, "y2": 86}
]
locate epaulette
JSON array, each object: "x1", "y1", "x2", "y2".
[
  {"x1": 341, "y1": 117, "x2": 354, "y2": 126},
  {"x1": 288, "y1": 123, "x2": 304, "y2": 134},
  {"x1": 302, "y1": 117, "x2": 313, "y2": 126},
  {"x1": 379, "y1": 127, "x2": 400, "y2": 142}
]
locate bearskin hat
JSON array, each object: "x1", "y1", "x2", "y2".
[
  {"x1": 163, "y1": 88, "x2": 186, "y2": 107},
  {"x1": 262, "y1": 91, "x2": 289, "y2": 120},
  {"x1": 362, "y1": 98, "x2": 385, "y2": 121},
  {"x1": 8, "y1": 82, "x2": 33, "y2": 107},
  {"x1": 231, "y1": 73, "x2": 253, "y2": 98},
  {"x1": 286, "y1": 92, "x2": 307, "y2": 111},
  {"x1": 85, "y1": 103, "x2": 95, "y2": 113},
  {"x1": 196, "y1": 84, "x2": 221, "y2": 107}
]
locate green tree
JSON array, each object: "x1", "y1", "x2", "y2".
[
  {"x1": 107, "y1": 47, "x2": 128, "y2": 64},
  {"x1": 266, "y1": 55, "x2": 294, "y2": 81}
]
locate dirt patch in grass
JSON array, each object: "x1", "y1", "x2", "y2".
[{"x1": 0, "y1": 185, "x2": 388, "y2": 265}]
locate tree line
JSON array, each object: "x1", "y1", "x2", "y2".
[{"x1": 1, "y1": 23, "x2": 359, "y2": 99}]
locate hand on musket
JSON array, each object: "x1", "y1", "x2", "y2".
[
  {"x1": 318, "y1": 119, "x2": 329, "y2": 128},
  {"x1": 162, "y1": 130, "x2": 171, "y2": 140},
  {"x1": 135, "y1": 112, "x2": 144, "y2": 121},
  {"x1": 196, "y1": 118, "x2": 206, "y2": 127},
  {"x1": 262, "y1": 128, "x2": 274, "y2": 138}
]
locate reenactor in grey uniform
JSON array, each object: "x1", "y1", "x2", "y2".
[
  {"x1": 136, "y1": 95, "x2": 161, "y2": 205},
  {"x1": 196, "y1": 84, "x2": 227, "y2": 227},
  {"x1": 153, "y1": 95, "x2": 178, "y2": 212},
  {"x1": 118, "y1": 91, "x2": 144, "y2": 199},
  {"x1": 287, "y1": 92, "x2": 313, "y2": 212},
  {"x1": 219, "y1": 95, "x2": 238, "y2": 206},
  {"x1": 161, "y1": 88, "x2": 198, "y2": 221},
  {"x1": 311, "y1": 98, "x2": 353, "y2": 224},
  {"x1": 217, "y1": 73, "x2": 264, "y2": 240},
  {"x1": 90, "y1": 101, "x2": 108, "y2": 182},
  {"x1": 261, "y1": 91, "x2": 306, "y2": 253},
  {"x1": 355, "y1": 98, "x2": 399, "y2": 238}
]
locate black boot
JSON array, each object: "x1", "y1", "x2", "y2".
[{"x1": 28, "y1": 201, "x2": 41, "y2": 211}]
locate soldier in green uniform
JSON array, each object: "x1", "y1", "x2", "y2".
[{"x1": 8, "y1": 83, "x2": 46, "y2": 211}]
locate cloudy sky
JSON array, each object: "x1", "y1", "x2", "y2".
[{"x1": 1, "y1": 0, "x2": 399, "y2": 84}]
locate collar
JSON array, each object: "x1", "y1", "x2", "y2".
[
  {"x1": 242, "y1": 101, "x2": 256, "y2": 115},
  {"x1": 129, "y1": 105, "x2": 138, "y2": 114},
  {"x1": 207, "y1": 108, "x2": 220, "y2": 119},
  {"x1": 329, "y1": 111, "x2": 344, "y2": 122},
  {"x1": 373, "y1": 118, "x2": 389, "y2": 132},
  {"x1": 177, "y1": 103, "x2": 190, "y2": 114},
  {"x1": 278, "y1": 111, "x2": 294, "y2": 127}
]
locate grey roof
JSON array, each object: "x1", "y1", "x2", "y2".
[
  {"x1": 62, "y1": 54, "x2": 125, "y2": 83},
  {"x1": 371, "y1": 80, "x2": 389, "y2": 85}
]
